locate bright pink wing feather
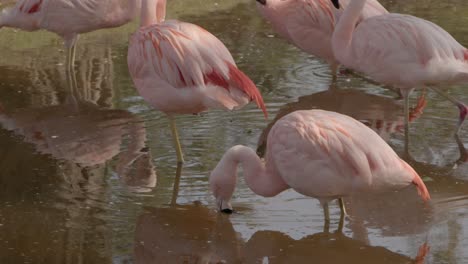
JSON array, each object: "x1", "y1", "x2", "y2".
[
  {"x1": 128, "y1": 20, "x2": 267, "y2": 116},
  {"x1": 226, "y1": 63, "x2": 267, "y2": 118},
  {"x1": 18, "y1": 0, "x2": 43, "y2": 14}
]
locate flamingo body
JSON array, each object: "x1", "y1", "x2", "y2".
[
  {"x1": 210, "y1": 110, "x2": 430, "y2": 217},
  {"x1": 128, "y1": 0, "x2": 267, "y2": 163},
  {"x1": 128, "y1": 20, "x2": 267, "y2": 116},
  {"x1": 334, "y1": 13, "x2": 468, "y2": 88},
  {"x1": 0, "y1": 0, "x2": 140, "y2": 45},
  {"x1": 330, "y1": 0, "x2": 468, "y2": 146},
  {"x1": 256, "y1": 0, "x2": 388, "y2": 72},
  {"x1": 268, "y1": 110, "x2": 424, "y2": 197}
]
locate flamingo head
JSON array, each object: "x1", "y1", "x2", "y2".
[
  {"x1": 331, "y1": 0, "x2": 340, "y2": 9},
  {"x1": 209, "y1": 170, "x2": 235, "y2": 214},
  {"x1": 209, "y1": 153, "x2": 239, "y2": 214},
  {"x1": 256, "y1": 0, "x2": 266, "y2": 6}
]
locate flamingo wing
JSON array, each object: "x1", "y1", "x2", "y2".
[
  {"x1": 15, "y1": 0, "x2": 44, "y2": 14},
  {"x1": 128, "y1": 20, "x2": 267, "y2": 116},
  {"x1": 348, "y1": 14, "x2": 467, "y2": 85},
  {"x1": 268, "y1": 110, "x2": 415, "y2": 197},
  {"x1": 358, "y1": 0, "x2": 388, "y2": 18}
]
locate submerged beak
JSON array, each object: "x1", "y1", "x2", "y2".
[
  {"x1": 218, "y1": 198, "x2": 233, "y2": 214},
  {"x1": 256, "y1": 0, "x2": 267, "y2": 5},
  {"x1": 331, "y1": 0, "x2": 340, "y2": 9}
]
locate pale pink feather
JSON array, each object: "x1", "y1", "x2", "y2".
[
  {"x1": 0, "y1": 0, "x2": 140, "y2": 42},
  {"x1": 256, "y1": 0, "x2": 388, "y2": 68},
  {"x1": 332, "y1": 1, "x2": 468, "y2": 88},
  {"x1": 267, "y1": 110, "x2": 429, "y2": 201}
]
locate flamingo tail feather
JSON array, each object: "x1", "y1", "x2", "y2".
[{"x1": 227, "y1": 62, "x2": 268, "y2": 119}]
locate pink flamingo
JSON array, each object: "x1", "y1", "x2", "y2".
[
  {"x1": 329, "y1": 0, "x2": 468, "y2": 152},
  {"x1": 255, "y1": 0, "x2": 388, "y2": 76},
  {"x1": 210, "y1": 110, "x2": 430, "y2": 224},
  {"x1": 0, "y1": 0, "x2": 141, "y2": 70},
  {"x1": 127, "y1": 0, "x2": 268, "y2": 164}
]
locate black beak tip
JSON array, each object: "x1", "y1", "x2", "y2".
[
  {"x1": 256, "y1": 0, "x2": 267, "y2": 5},
  {"x1": 331, "y1": 0, "x2": 340, "y2": 9},
  {"x1": 221, "y1": 208, "x2": 234, "y2": 214}
]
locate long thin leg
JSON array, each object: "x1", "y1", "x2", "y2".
[
  {"x1": 330, "y1": 63, "x2": 338, "y2": 81},
  {"x1": 322, "y1": 202, "x2": 330, "y2": 233},
  {"x1": 65, "y1": 35, "x2": 79, "y2": 108},
  {"x1": 170, "y1": 163, "x2": 183, "y2": 206},
  {"x1": 168, "y1": 115, "x2": 185, "y2": 164},
  {"x1": 337, "y1": 198, "x2": 347, "y2": 232},
  {"x1": 338, "y1": 198, "x2": 347, "y2": 217},
  {"x1": 400, "y1": 88, "x2": 413, "y2": 155},
  {"x1": 428, "y1": 87, "x2": 467, "y2": 134},
  {"x1": 455, "y1": 134, "x2": 467, "y2": 163}
]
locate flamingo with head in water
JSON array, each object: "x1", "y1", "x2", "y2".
[
  {"x1": 0, "y1": 0, "x2": 141, "y2": 72},
  {"x1": 210, "y1": 110, "x2": 430, "y2": 225},
  {"x1": 127, "y1": 0, "x2": 268, "y2": 164},
  {"x1": 329, "y1": 0, "x2": 468, "y2": 153},
  {"x1": 255, "y1": 0, "x2": 388, "y2": 77}
]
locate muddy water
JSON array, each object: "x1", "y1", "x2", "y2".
[{"x1": 0, "y1": 0, "x2": 467, "y2": 263}]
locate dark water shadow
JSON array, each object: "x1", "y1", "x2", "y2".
[{"x1": 134, "y1": 203, "x2": 429, "y2": 264}]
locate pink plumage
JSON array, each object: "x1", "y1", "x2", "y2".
[
  {"x1": 255, "y1": 0, "x2": 388, "y2": 74},
  {"x1": 210, "y1": 110, "x2": 430, "y2": 219},
  {"x1": 128, "y1": 0, "x2": 267, "y2": 163},
  {"x1": 0, "y1": 0, "x2": 140, "y2": 47},
  {"x1": 330, "y1": 0, "x2": 467, "y2": 144},
  {"x1": 128, "y1": 20, "x2": 267, "y2": 117}
]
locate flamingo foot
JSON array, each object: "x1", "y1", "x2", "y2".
[{"x1": 456, "y1": 103, "x2": 467, "y2": 134}]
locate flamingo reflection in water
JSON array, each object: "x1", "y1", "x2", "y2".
[
  {"x1": 0, "y1": 55, "x2": 155, "y2": 262},
  {"x1": 134, "y1": 203, "x2": 429, "y2": 264},
  {"x1": 0, "y1": 45, "x2": 156, "y2": 191}
]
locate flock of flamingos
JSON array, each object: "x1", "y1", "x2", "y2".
[{"x1": 1, "y1": 0, "x2": 467, "y2": 227}]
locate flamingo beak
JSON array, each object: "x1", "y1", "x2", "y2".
[
  {"x1": 256, "y1": 0, "x2": 267, "y2": 5},
  {"x1": 331, "y1": 0, "x2": 340, "y2": 9},
  {"x1": 217, "y1": 198, "x2": 233, "y2": 214}
]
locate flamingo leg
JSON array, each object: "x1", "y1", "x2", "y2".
[
  {"x1": 171, "y1": 163, "x2": 183, "y2": 205},
  {"x1": 338, "y1": 197, "x2": 347, "y2": 217},
  {"x1": 65, "y1": 35, "x2": 80, "y2": 108},
  {"x1": 322, "y1": 202, "x2": 330, "y2": 233},
  {"x1": 400, "y1": 88, "x2": 413, "y2": 155},
  {"x1": 330, "y1": 64, "x2": 338, "y2": 81},
  {"x1": 168, "y1": 115, "x2": 185, "y2": 164},
  {"x1": 428, "y1": 87, "x2": 467, "y2": 134},
  {"x1": 337, "y1": 211, "x2": 345, "y2": 233}
]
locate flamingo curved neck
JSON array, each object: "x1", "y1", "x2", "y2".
[
  {"x1": 141, "y1": 0, "x2": 166, "y2": 27},
  {"x1": 332, "y1": 0, "x2": 367, "y2": 62},
  {"x1": 223, "y1": 145, "x2": 288, "y2": 197}
]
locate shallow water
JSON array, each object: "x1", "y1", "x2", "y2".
[{"x1": 0, "y1": 0, "x2": 467, "y2": 263}]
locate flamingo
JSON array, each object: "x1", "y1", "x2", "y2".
[
  {"x1": 255, "y1": 0, "x2": 388, "y2": 77},
  {"x1": 329, "y1": 0, "x2": 468, "y2": 152},
  {"x1": 0, "y1": 0, "x2": 141, "y2": 72},
  {"x1": 210, "y1": 110, "x2": 430, "y2": 225},
  {"x1": 127, "y1": 0, "x2": 268, "y2": 164}
]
